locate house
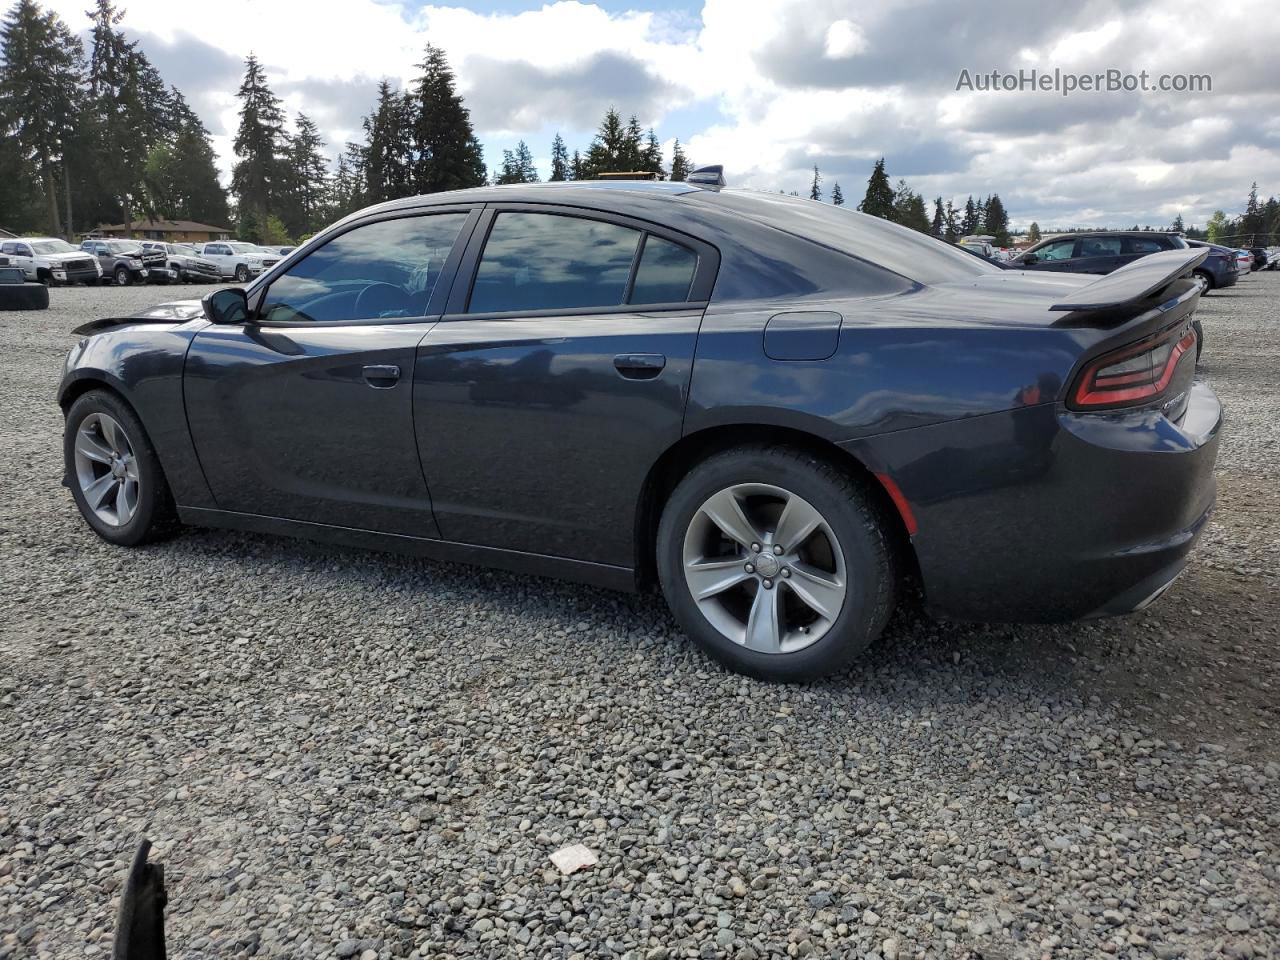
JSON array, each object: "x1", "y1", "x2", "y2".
[{"x1": 92, "y1": 219, "x2": 232, "y2": 243}]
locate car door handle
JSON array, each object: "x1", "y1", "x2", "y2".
[
  {"x1": 362, "y1": 364, "x2": 401, "y2": 388},
  {"x1": 613, "y1": 353, "x2": 666, "y2": 380}
]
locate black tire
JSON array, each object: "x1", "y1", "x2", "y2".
[
  {"x1": 36, "y1": 269, "x2": 52, "y2": 285},
  {"x1": 0, "y1": 282, "x2": 51, "y2": 311},
  {"x1": 114, "y1": 265, "x2": 131, "y2": 286},
  {"x1": 1193, "y1": 269, "x2": 1214, "y2": 293},
  {"x1": 656, "y1": 445, "x2": 897, "y2": 681},
  {"x1": 234, "y1": 264, "x2": 249, "y2": 282},
  {"x1": 64, "y1": 390, "x2": 179, "y2": 547}
]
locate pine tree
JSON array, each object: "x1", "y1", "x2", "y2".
[
  {"x1": 570, "y1": 149, "x2": 584, "y2": 181},
  {"x1": 285, "y1": 113, "x2": 329, "y2": 235},
  {"x1": 1169, "y1": 213, "x2": 1185, "y2": 234},
  {"x1": 583, "y1": 108, "x2": 630, "y2": 178},
  {"x1": 943, "y1": 200, "x2": 959, "y2": 242},
  {"x1": 409, "y1": 44, "x2": 485, "y2": 194},
  {"x1": 929, "y1": 197, "x2": 944, "y2": 236},
  {"x1": 960, "y1": 195, "x2": 979, "y2": 237},
  {"x1": 857, "y1": 158, "x2": 894, "y2": 220},
  {"x1": 809, "y1": 165, "x2": 822, "y2": 202},
  {"x1": 330, "y1": 142, "x2": 367, "y2": 221},
  {"x1": 983, "y1": 194, "x2": 1010, "y2": 245},
  {"x1": 642, "y1": 129, "x2": 665, "y2": 179},
  {"x1": 669, "y1": 139, "x2": 690, "y2": 182},
  {"x1": 831, "y1": 182, "x2": 844, "y2": 206},
  {"x1": 0, "y1": 0, "x2": 83, "y2": 236},
  {"x1": 1242, "y1": 183, "x2": 1262, "y2": 242},
  {"x1": 624, "y1": 115, "x2": 644, "y2": 169},
  {"x1": 1027, "y1": 221, "x2": 1041, "y2": 243},
  {"x1": 495, "y1": 140, "x2": 538, "y2": 184},
  {"x1": 892, "y1": 179, "x2": 930, "y2": 233},
  {"x1": 549, "y1": 133, "x2": 569, "y2": 182},
  {"x1": 362, "y1": 80, "x2": 412, "y2": 204},
  {"x1": 231, "y1": 53, "x2": 287, "y2": 234}
]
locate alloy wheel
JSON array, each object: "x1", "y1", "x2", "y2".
[
  {"x1": 74, "y1": 412, "x2": 140, "y2": 527},
  {"x1": 682, "y1": 482, "x2": 847, "y2": 654}
]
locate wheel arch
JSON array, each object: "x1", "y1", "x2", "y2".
[{"x1": 634, "y1": 423, "x2": 920, "y2": 592}]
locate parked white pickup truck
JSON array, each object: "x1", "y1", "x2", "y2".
[
  {"x1": 193, "y1": 241, "x2": 279, "y2": 281},
  {"x1": 0, "y1": 237, "x2": 103, "y2": 285}
]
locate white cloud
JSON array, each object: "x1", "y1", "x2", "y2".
[{"x1": 41, "y1": 0, "x2": 1280, "y2": 228}]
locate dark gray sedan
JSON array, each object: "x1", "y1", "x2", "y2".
[{"x1": 58, "y1": 179, "x2": 1221, "y2": 680}]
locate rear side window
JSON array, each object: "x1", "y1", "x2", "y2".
[
  {"x1": 1125, "y1": 237, "x2": 1166, "y2": 255},
  {"x1": 630, "y1": 236, "x2": 697, "y2": 304},
  {"x1": 259, "y1": 213, "x2": 467, "y2": 324},
  {"x1": 469, "y1": 213, "x2": 640, "y2": 313},
  {"x1": 1080, "y1": 237, "x2": 1122, "y2": 256}
]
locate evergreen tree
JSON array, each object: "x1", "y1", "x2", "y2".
[
  {"x1": 549, "y1": 133, "x2": 569, "y2": 182},
  {"x1": 930, "y1": 196, "x2": 944, "y2": 236},
  {"x1": 284, "y1": 112, "x2": 329, "y2": 235},
  {"x1": 642, "y1": 128, "x2": 665, "y2": 179},
  {"x1": 495, "y1": 140, "x2": 538, "y2": 184},
  {"x1": 857, "y1": 158, "x2": 894, "y2": 220},
  {"x1": 831, "y1": 182, "x2": 844, "y2": 206},
  {"x1": 809, "y1": 165, "x2": 822, "y2": 202},
  {"x1": 960, "y1": 195, "x2": 979, "y2": 236},
  {"x1": 582, "y1": 108, "x2": 630, "y2": 178},
  {"x1": 1169, "y1": 213, "x2": 1185, "y2": 234},
  {"x1": 362, "y1": 80, "x2": 412, "y2": 204},
  {"x1": 943, "y1": 200, "x2": 959, "y2": 242},
  {"x1": 570, "y1": 149, "x2": 584, "y2": 181},
  {"x1": 409, "y1": 44, "x2": 486, "y2": 194},
  {"x1": 0, "y1": 0, "x2": 83, "y2": 235},
  {"x1": 1242, "y1": 182, "x2": 1262, "y2": 241},
  {"x1": 141, "y1": 88, "x2": 228, "y2": 225},
  {"x1": 85, "y1": 0, "x2": 168, "y2": 227},
  {"x1": 624, "y1": 115, "x2": 644, "y2": 169},
  {"x1": 231, "y1": 53, "x2": 287, "y2": 234},
  {"x1": 669, "y1": 139, "x2": 690, "y2": 182},
  {"x1": 330, "y1": 142, "x2": 367, "y2": 220},
  {"x1": 1027, "y1": 221, "x2": 1041, "y2": 244},
  {"x1": 892, "y1": 179, "x2": 930, "y2": 233},
  {"x1": 983, "y1": 193, "x2": 1010, "y2": 245}
]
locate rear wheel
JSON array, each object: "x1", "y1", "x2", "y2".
[
  {"x1": 64, "y1": 390, "x2": 179, "y2": 546},
  {"x1": 1193, "y1": 270, "x2": 1213, "y2": 294},
  {"x1": 657, "y1": 446, "x2": 897, "y2": 681}
]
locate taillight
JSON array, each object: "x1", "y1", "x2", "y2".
[{"x1": 1070, "y1": 324, "x2": 1197, "y2": 409}]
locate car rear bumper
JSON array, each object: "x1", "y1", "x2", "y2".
[{"x1": 848, "y1": 380, "x2": 1222, "y2": 623}]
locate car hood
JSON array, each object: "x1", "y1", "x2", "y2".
[
  {"x1": 43, "y1": 251, "x2": 94, "y2": 264},
  {"x1": 71, "y1": 299, "x2": 205, "y2": 337}
]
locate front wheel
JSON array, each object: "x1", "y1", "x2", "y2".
[
  {"x1": 657, "y1": 446, "x2": 897, "y2": 681},
  {"x1": 234, "y1": 264, "x2": 249, "y2": 282},
  {"x1": 114, "y1": 265, "x2": 131, "y2": 286},
  {"x1": 64, "y1": 390, "x2": 179, "y2": 546}
]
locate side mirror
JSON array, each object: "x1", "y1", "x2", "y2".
[
  {"x1": 202, "y1": 288, "x2": 250, "y2": 325},
  {"x1": 1020, "y1": 254, "x2": 1038, "y2": 265}
]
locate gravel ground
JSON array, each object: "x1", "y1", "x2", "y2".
[{"x1": 1, "y1": 277, "x2": 1278, "y2": 960}]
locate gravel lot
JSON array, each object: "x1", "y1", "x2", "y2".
[{"x1": 1, "y1": 277, "x2": 1278, "y2": 960}]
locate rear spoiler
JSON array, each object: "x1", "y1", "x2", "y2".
[{"x1": 1049, "y1": 248, "x2": 1208, "y2": 312}]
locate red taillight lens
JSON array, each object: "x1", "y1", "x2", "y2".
[{"x1": 1071, "y1": 324, "x2": 1197, "y2": 409}]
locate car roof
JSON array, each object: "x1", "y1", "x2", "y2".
[{"x1": 16, "y1": 236, "x2": 63, "y2": 242}]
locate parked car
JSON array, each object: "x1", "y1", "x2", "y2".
[
  {"x1": 57, "y1": 181, "x2": 1220, "y2": 682},
  {"x1": 1183, "y1": 240, "x2": 1240, "y2": 292},
  {"x1": 81, "y1": 239, "x2": 167, "y2": 286},
  {"x1": 1012, "y1": 231, "x2": 1187, "y2": 275},
  {"x1": 1233, "y1": 249, "x2": 1254, "y2": 275},
  {"x1": 958, "y1": 239, "x2": 995, "y2": 258},
  {"x1": 192, "y1": 241, "x2": 278, "y2": 281},
  {"x1": 255, "y1": 245, "x2": 295, "y2": 257},
  {"x1": 1247, "y1": 247, "x2": 1269, "y2": 271},
  {"x1": 1266, "y1": 246, "x2": 1280, "y2": 269},
  {"x1": 1, "y1": 237, "x2": 102, "y2": 285},
  {"x1": 138, "y1": 242, "x2": 222, "y2": 284}
]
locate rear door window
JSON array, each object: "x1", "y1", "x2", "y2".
[
  {"x1": 1079, "y1": 237, "x2": 1122, "y2": 257},
  {"x1": 1124, "y1": 237, "x2": 1166, "y2": 255},
  {"x1": 629, "y1": 235, "x2": 698, "y2": 304},
  {"x1": 469, "y1": 212, "x2": 641, "y2": 313}
]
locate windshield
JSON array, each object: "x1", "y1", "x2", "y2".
[
  {"x1": 173, "y1": 244, "x2": 197, "y2": 255},
  {"x1": 106, "y1": 241, "x2": 142, "y2": 254},
  {"x1": 702, "y1": 189, "x2": 1001, "y2": 285},
  {"x1": 31, "y1": 240, "x2": 77, "y2": 254}
]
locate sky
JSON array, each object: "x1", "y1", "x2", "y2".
[{"x1": 39, "y1": 0, "x2": 1280, "y2": 229}]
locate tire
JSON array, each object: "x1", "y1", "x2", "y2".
[
  {"x1": 656, "y1": 445, "x2": 897, "y2": 681},
  {"x1": 234, "y1": 264, "x2": 249, "y2": 282},
  {"x1": 0, "y1": 282, "x2": 50, "y2": 311},
  {"x1": 36, "y1": 269, "x2": 51, "y2": 285},
  {"x1": 64, "y1": 390, "x2": 179, "y2": 547},
  {"x1": 114, "y1": 265, "x2": 131, "y2": 286},
  {"x1": 1193, "y1": 270, "x2": 1214, "y2": 293}
]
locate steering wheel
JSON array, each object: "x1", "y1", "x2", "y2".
[{"x1": 354, "y1": 282, "x2": 416, "y2": 319}]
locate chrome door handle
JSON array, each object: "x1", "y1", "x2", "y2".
[{"x1": 362, "y1": 364, "x2": 401, "y2": 388}]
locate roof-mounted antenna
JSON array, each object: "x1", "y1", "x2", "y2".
[{"x1": 686, "y1": 165, "x2": 725, "y2": 188}]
